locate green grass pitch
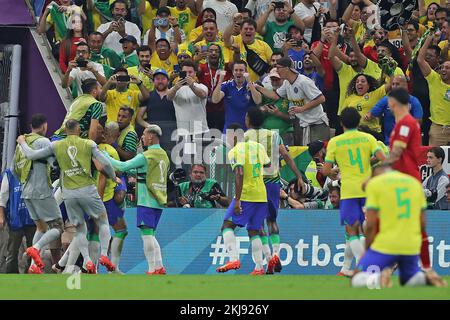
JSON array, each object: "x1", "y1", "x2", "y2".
[{"x1": 0, "y1": 275, "x2": 449, "y2": 300}]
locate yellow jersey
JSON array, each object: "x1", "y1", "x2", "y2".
[
  {"x1": 232, "y1": 35, "x2": 273, "y2": 82},
  {"x1": 366, "y1": 170, "x2": 426, "y2": 255},
  {"x1": 228, "y1": 141, "x2": 270, "y2": 203},
  {"x1": 341, "y1": 85, "x2": 386, "y2": 132},
  {"x1": 438, "y1": 40, "x2": 450, "y2": 61},
  {"x1": 169, "y1": 6, "x2": 197, "y2": 35},
  {"x1": 325, "y1": 129, "x2": 380, "y2": 199},
  {"x1": 425, "y1": 70, "x2": 450, "y2": 126},
  {"x1": 105, "y1": 89, "x2": 140, "y2": 124},
  {"x1": 127, "y1": 66, "x2": 155, "y2": 92},
  {"x1": 150, "y1": 51, "x2": 178, "y2": 75},
  {"x1": 189, "y1": 25, "x2": 223, "y2": 43},
  {"x1": 336, "y1": 59, "x2": 382, "y2": 112},
  {"x1": 97, "y1": 143, "x2": 120, "y2": 202}
]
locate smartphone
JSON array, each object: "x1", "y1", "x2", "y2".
[
  {"x1": 76, "y1": 60, "x2": 87, "y2": 68},
  {"x1": 286, "y1": 33, "x2": 293, "y2": 41},
  {"x1": 201, "y1": 45, "x2": 208, "y2": 53},
  {"x1": 143, "y1": 63, "x2": 151, "y2": 70},
  {"x1": 117, "y1": 75, "x2": 130, "y2": 82},
  {"x1": 179, "y1": 71, "x2": 187, "y2": 79},
  {"x1": 296, "y1": 40, "x2": 303, "y2": 47},
  {"x1": 273, "y1": 1, "x2": 284, "y2": 9}
]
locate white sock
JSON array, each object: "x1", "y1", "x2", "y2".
[
  {"x1": 251, "y1": 236, "x2": 264, "y2": 270},
  {"x1": 34, "y1": 228, "x2": 60, "y2": 251},
  {"x1": 341, "y1": 241, "x2": 354, "y2": 272},
  {"x1": 96, "y1": 217, "x2": 111, "y2": 257},
  {"x1": 262, "y1": 244, "x2": 272, "y2": 263},
  {"x1": 272, "y1": 243, "x2": 280, "y2": 256},
  {"x1": 74, "y1": 224, "x2": 91, "y2": 267},
  {"x1": 88, "y1": 240, "x2": 100, "y2": 266},
  {"x1": 153, "y1": 237, "x2": 163, "y2": 269},
  {"x1": 58, "y1": 246, "x2": 70, "y2": 267},
  {"x1": 142, "y1": 235, "x2": 155, "y2": 273},
  {"x1": 223, "y1": 229, "x2": 238, "y2": 262},
  {"x1": 349, "y1": 237, "x2": 364, "y2": 264},
  {"x1": 110, "y1": 237, "x2": 124, "y2": 270},
  {"x1": 359, "y1": 235, "x2": 366, "y2": 250},
  {"x1": 352, "y1": 272, "x2": 379, "y2": 288},
  {"x1": 405, "y1": 272, "x2": 427, "y2": 287}
]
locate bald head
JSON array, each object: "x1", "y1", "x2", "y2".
[{"x1": 391, "y1": 75, "x2": 408, "y2": 90}]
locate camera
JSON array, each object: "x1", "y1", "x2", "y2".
[
  {"x1": 154, "y1": 18, "x2": 169, "y2": 28},
  {"x1": 76, "y1": 59, "x2": 87, "y2": 68},
  {"x1": 169, "y1": 168, "x2": 189, "y2": 208},
  {"x1": 116, "y1": 75, "x2": 130, "y2": 82}
]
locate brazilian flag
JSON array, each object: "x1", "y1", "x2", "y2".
[{"x1": 280, "y1": 146, "x2": 312, "y2": 182}]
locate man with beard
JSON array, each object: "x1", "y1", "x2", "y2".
[
  {"x1": 88, "y1": 32, "x2": 121, "y2": 79},
  {"x1": 127, "y1": 45, "x2": 155, "y2": 92},
  {"x1": 198, "y1": 43, "x2": 232, "y2": 131},
  {"x1": 176, "y1": 164, "x2": 229, "y2": 208},
  {"x1": 97, "y1": 0, "x2": 141, "y2": 53},
  {"x1": 116, "y1": 107, "x2": 138, "y2": 161},
  {"x1": 256, "y1": 0, "x2": 304, "y2": 53},
  {"x1": 193, "y1": 19, "x2": 232, "y2": 65}
]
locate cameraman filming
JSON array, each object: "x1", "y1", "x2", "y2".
[{"x1": 177, "y1": 164, "x2": 229, "y2": 208}]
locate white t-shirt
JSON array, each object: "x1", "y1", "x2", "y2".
[
  {"x1": 276, "y1": 74, "x2": 328, "y2": 127},
  {"x1": 294, "y1": 1, "x2": 322, "y2": 44},
  {"x1": 173, "y1": 83, "x2": 209, "y2": 135},
  {"x1": 246, "y1": 0, "x2": 293, "y2": 22},
  {"x1": 97, "y1": 21, "x2": 142, "y2": 53},
  {"x1": 143, "y1": 27, "x2": 186, "y2": 45},
  {"x1": 203, "y1": 0, "x2": 238, "y2": 31},
  {"x1": 69, "y1": 61, "x2": 105, "y2": 97}
]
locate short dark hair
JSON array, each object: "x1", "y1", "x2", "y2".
[
  {"x1": 202, "y1": 18, "x2": 217, "y2": 27},
  {"x1": 388, "y1": 88, "x2": 410, "y2": 105},
  {"x1": 81, "y1": 78, "x2": 99, "y2": 94},
  {"x1": 324, "y1": 19, "x2": 339, "y2": 26},
  {"x1": 181, "y1": 59, "x2": 198, "y2": 72},
  {"x1": 137, "y1": 45, "x2": 152, "y2": 55},
  {"x1": 428, "y1": 147, "x2": 446, "y2": 165},
  {"x1": 246, "y1": 106, "x2": 265, "y2": 129},
  {"x1": 239, "y1": 8, "x2": 253, "y2": 17},
  {"x1": 328, "y1": 186, "x2": 340, "y2": 195},
  {"x1": 114, "y1": 67, "x2": 128, "y2": 74},
  {"x1": 110, "y1": 0, "x2": 128, "y2": 12},
  {"x1": 191, "y1": 164, "x2": 207, "y2": 172},
  {"x1": 65, "y1": 119, "x2": 80, "y2": 131},
  {"x1": 241, "y1": 18, "x2": 257, "y2": 30},
  {"x1": 340, "y1": 107, "x2": 361, "y2": 129},
  {"x1": 435, "y1": 7, "x2": 449, "y2": 16},
  {"x1": 407, "y1": 20, "x2": 420, "y2": 31},
  {"x1": 31, "y1": 114, "x2": 47, "y2": 129},
  {"x1": 202, "y1": 7, "x2": 217, "y2": 19},
  {"x1": 428, "y1": 45, "x2": 442, "y2": 57},
  {"x1": 272, "y1": 52, "x2": 284, "y2": 58},
  {"x1": 231, "y1": 59, "x2": 247, "y2": 70},
  {"x1": 76, "y1": 41, "x2": 90, "y2": 53},
  {"x1": 119, "y1": 106, "x2": 134, "y2": 117},
  {"x1": 89, "y1": 31, "x2": 103, "y2": 38}
]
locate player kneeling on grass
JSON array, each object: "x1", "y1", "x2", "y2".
[
  {"x1": 106, "y1": 125, "x2": 169, "y2": 275},
  {"x1": 17, "y1": 119, "x2": 118, "y2": 274},
  {"x1": 216, "y1": 123, "x2": 271, "y2": 275},
  {"x1": 352, "y1": 163, "x2": 447, "y2": 288}
]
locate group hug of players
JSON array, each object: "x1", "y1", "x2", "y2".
[{"x1": 12, "y1": 87, "x2": 447, "y2": 286}]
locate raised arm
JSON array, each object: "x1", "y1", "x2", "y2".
[
  {"x1": 417, "y1": 35, "x2": 433, "y2": 77},
  {"x1": 256, "y1": 2, "x2": 274, "y2": 35},
  {"x1": 418, "y1": 0, "x2": 426, "y2": 18},
  {"x1": 328, "y1": 31, "x2": 344, "y2": 71},
  {"x1": 212, "y1": 71, "x2": 226, "y2": 104},
  {"x1": 255, "y1": 84, "x2": 280, "y2": 101},
  {"x1": 349, "y1": 27, "x2": 367, "y2": 68},
  {"x1": 223, "y1": 18, "x2": 236, "y2": 49}
]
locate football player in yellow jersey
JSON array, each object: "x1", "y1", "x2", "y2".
[
  {"x1": 322, "y1": 107, "x2": 386, "y2": 269},
  {"x1": 216, "y1": 123, "x2": 271, "y2": 275},
  {"x1": 352, "y1": 163, "x2": 447, "y2": 288},
  {"x1": 244, "y1": 106, "x2": 304, "y2": 274}
]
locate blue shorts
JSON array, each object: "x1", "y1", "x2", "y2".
[
  {"x1": 339, "y1": 198, "x2": 365, "y2": 226},
  {"x1": 358, "y1": 248, "x2": 421, "y2": 285},
  {"x1": 224, "y1": 199, "x2": 268, "y2": 231},
  {"x1": 50, "y1": 135, "x2": 63, "y2": 142},
  {"x1": 137, "y1": 206, "x2": 163, "y2": 229},
  {"x1": 104, "y1": 199, "x2": 124, "y2": 226},
  {"x1": 265, "y1": 182, "x2": 280, "y2": 222},
  {"x1": 115, "y1": 175, "x2": 127, "y2": 192}
]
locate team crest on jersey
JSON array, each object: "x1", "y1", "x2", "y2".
[
  {"x1": 445, "y1": 89, "x2": 450, "y2": 101},
  {"x1": 399, "y1": 125, "x2": 410, "y2": 137},
  {"x1": 364, "y1": 94, "x2": 369, "y2": 100}
]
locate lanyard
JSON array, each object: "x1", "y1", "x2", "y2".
[{"x1": 207, "y1": 64, "x2": 220, "y2": 94}]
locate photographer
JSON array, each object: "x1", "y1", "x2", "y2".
[
  {"x1": 97, "y1": 0, "x2": 141, "y2": 53},
  {"x1": 280, "y1": 178, "x2": 328, "y2": 209},
  {"x1": 176, "y1": 164, "x2": 229, "y2": 208},
  {"x1": 61, "y1": 41, "x2": 106, "y2": 98}
]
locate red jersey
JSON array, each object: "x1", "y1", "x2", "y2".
[
  {"x1": 198, "y1": 63, "x2": 231, "y2": 113},
  {"x1": 311, "y1": 40, "x2": 347, "y2": 91},
  {"x1": 389, "y1": 114, "x2": 422, "y2": 181}
]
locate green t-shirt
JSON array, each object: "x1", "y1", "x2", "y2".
[
  {"x1": 119, "y1": 52, "x2": 139, "y2": 69},
  {"x1": 264, "y1": 20, "x2": 294, "y2": 53},
  {"x1": 118, "y1": 126, "x2": 138, "y2": 154},
  {"x1": 261, "y1": 96, "x2": 293, "y2": 135},
  {"x1": 91, "y1": 47, "x2": 121, "y2": 79}
]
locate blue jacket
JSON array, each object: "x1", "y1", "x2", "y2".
[
  {"x1": 2, "y1": 169, "x2": 34, "y2": 230},
  {"x1": 371, "y1": 95, "x2": 423, "y2": 145}
]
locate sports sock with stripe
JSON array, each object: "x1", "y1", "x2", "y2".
[{"x1": 222, "y1": 228, "x2": 238, "y2": 262}]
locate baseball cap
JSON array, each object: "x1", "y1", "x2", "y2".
[
  {"x1": 153, "y1": 68, "x2": 169, "y2": 79},
  {"x1": 119, "y1": 35, "x2": 138, "y2": 45},
  {"x1": 276, "y1": 57, "x2": 298, "y2": 73},
  {"x1": 268, "y1": 68, "x2": 280, "y2": 79},
  {"x1": 147, "y1": 124, "x2": 162, "y2": 137}
]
